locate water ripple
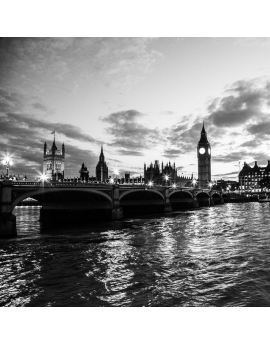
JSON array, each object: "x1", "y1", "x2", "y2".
[{"x1": 1, "y1": 203, "x2": 270, "y2": 306}]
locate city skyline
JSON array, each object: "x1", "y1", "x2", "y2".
[{"x1": 2, "y1": 38, "x2": 270, "y2": 180}]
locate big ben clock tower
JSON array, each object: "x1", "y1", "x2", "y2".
[{"x1": 197, "y1": 123, "x2": 211, "y2": 188}]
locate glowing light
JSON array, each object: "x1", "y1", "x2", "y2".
[
  {"x1": 164, "y1": 175, "x2": 169, "y2": 181},
  {"x1": 110, "y1": 178, "x2": 114, "y2": 184},
  {"x1": 172, "y1": 183, "x2": 176, "y2": 189},
  {"x1": 148, "y1": 181, "x2": 153, "y2": 187},
  {"x1": 192, "y1": 178, "x2": 197, "y2": 186},
  {"x1": 113, "y1": 168, "x2": 119, "y2": 176},
  {"x1": 2, "y1": 155, "x2": 13, "y2": 166},
  {"x1": 208, "y1": 182, "x2": 213, "y2": 188},
  {"x1": 39, "y1": 173, "x2": 48, "y2": 182}
]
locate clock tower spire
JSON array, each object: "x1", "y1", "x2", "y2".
[{"x1": 197, "y1": 122, "x2": 211, "y2": 188}]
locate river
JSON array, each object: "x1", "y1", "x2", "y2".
[{"x1": 1, "y1": 202, "x2": 270, "y2": 307}]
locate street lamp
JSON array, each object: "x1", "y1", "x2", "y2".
[
  {"x1": 2, "y1": 155, "x2": 13, "y2": 179},
  {"x1": 113, "y1": 168, "x2": 119, "y2": 184},
  {"x1": 164, "y1": 174, "x2": 169, "y2": 186},
  {"x1": 172, "y1": 183, "x2": 176, "y2": 189},
  {"x1": 148, "y1": 181, "x2": 153, "y2": 188},
  {"x1": 192, "y1": 178, "x2": 197, "y2": 189},
  {"x1": 39, "y1": 173, "x2": 48, "y2": 185},
  {"x1": 208, "y1": 181, "x2": 213, "y2": 190}
]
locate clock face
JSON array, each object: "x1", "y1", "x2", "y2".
[
  {"x1": 199, "y1": 147, "x2": 205, "y2": 154},
  {"x1": 208, "y1": 148, "x2": 211, "y2": 154}
]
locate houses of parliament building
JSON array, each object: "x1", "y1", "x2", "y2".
[{"x1": 43, "y1": 124, "x2": 212, "y2": 186}]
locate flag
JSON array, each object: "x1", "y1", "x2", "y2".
[{"x1": 51, "y1": 130, "x2": 55, "y2": 134}]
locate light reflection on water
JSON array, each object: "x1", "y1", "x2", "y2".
[{"x1": 1, "y1": 203, "x2": 270, "y2": 306}]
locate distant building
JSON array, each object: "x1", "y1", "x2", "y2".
[
  {"x1": 144, "y1": 160, "x2": 193, "y2": 186},
  {"x1": 216, "y1": 179, "x2": 239, "y2": 191},
  {"x1": 239, "y1": 160, "x2": 270, "y2": 190},
  {"x1": 43, "y1": 140, "x2": 65, "y2": 181},
  {"x1": 79, "y1": 162, "x2": 89, "y2": 182},
  {"x1": 96, "y1": 145, "x2": 109, "y2": 182}
]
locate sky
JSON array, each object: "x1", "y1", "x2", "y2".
[{"x1": 1, "y1": 37, "x2": 270, "y2": 180}]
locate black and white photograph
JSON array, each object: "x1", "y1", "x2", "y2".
[{"x1": 1, "y1": 1, "x2": 269, "y2": 344}]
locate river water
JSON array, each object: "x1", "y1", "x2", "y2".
[{"x1": 1, "y1": 202, "x2": 270, "y2": 307}]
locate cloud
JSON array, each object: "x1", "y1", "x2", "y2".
[
  {"x1": 2, "y1": 113, "x2": 99, "y2": 144},
  {"x1": 207, "y1": 78, "x2": 270, "y2": 128},
  {"x1": 240, "y1": 139, "x2": 262, "y2": 148},
  {"x1": 0, "y1": 110, "x2": 102, "y2": 178},
  {"x1": 102, "y1": 109, "x2": 160, "y2": 151},
  {"x1": 212, "y1": 151, "x2": 248, "y2": 163},
  {"x1": 164, "y1": 122, "x2": 203, "y2": 155},
  {"x1": 32, "y1": 102, "x2": 49, "y2": 112},
  {"x1": 116, "y1": 149, "x2": 144, "y2": 156},
  {"x1": 246, "y1": 121, "x2": 270, "y2": 136},
  {"x1": 162, "y1": 148, "x2": 180, "y2": 158},
  {"x1": 212, "y1": 171, "x2": 239, "y2": 178},
  {"x1": 0, "y1": 38, "x2": 161, "y2": 92}
]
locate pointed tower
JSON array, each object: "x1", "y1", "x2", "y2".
[
  {"x1": 96, "y1": 145, "x2": 109, "y2": 182},
  {"x1": 197, "y1": 122, "x2": 211, "y2": 188},
  {"x1": 43, "y1": 139, "x2": 65, "y2": 182}
]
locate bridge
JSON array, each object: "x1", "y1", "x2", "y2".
[{"x1": 0, "y1": 180, "x2": 226, "y2": 238}]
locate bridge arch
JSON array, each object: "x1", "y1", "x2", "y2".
[
  {"x1": 119, "y1": 189, "x2": 165, "y2": 202},
  {"x1": 196, "y1": 191, "x2": 210, "y2": 207},
  {"x1": 211, "y1": 192, "x2": 222, "y2": 205},
  {"x1": 12, "y1": 187, "x2": 113, "y2": 211},
  {"x1": 169, "y1": 190, "x2": 193, "y2": 198},
  {"x1": 119, "y1": 189, "x2": 165, "y2": 216},
  {"x1": 169, "y1": 190, "x2": 193, "y2": 210}
]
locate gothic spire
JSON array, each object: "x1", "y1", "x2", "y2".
[{"x1": 198, "y1": 122, "x2": 209, "y2": 144}]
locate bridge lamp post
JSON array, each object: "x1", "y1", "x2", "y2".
[
  {"x1": 208, "y1": 182, "x2": 213, "y2": 191},
  {"x1": 227, "y1": 184, "x2": 231, "y2": 194},
  {"x1": 113, "y1": 168, "x2": 119, "y2": 184},
  {"x1": 164, "y1": 174, "x2": 169, "y2": 186},
  {"x1": 2, "y1": 155, "x2": 13, "y2": 179},
  {"x1": 148, "y1": 181, "x2": 153, "y2": 188},
  {"x1": 109, "y1": 177, "x2": 114, "y2": 184},
  {"x1": 192, "y1": 178, "x2": 197, "y2": 189},
  {"x1": 172, "y1": 183, "x2": 176, "y2": 189},
  {"x1": 40, "y1": 173, "x2": 48, "y2": 186}
]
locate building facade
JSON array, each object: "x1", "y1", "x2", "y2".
[
  {"x1": 144, "y1": 160, "x2": 193, "y2": 186},
  {"x1": 239, "y1": 160, "x2": 270, "y2": 191},
  {"x1": 79, "y1": 162, "x2": 89, "y2": 182},
  {"x1": 43, "y1": 140, "x2": 65, "y2": 181},
  {"x1": 197, "y1": 123, "x2": 211, "y2": 188},
  {"x1": 96, "y1": 145, "x2": 109, "y2": 182}
]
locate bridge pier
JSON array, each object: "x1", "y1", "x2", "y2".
[
  {"x1": 0, "y1": 180, "x2": 17, "y2": 238},
  {"x1": 164, "y1": 187, "x2": 172, "y2": 212},
  {"x1": 112, "y1": 185, "x2": 123, "y2": 220}
]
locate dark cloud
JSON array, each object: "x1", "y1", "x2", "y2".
[
  {"x1": 162, "y1": 148, "x2": 180, "y2": 158},
  {"x1": 116, "y1": 149, "x2": 144, "y2": 156},
  {"x1": 246, "y1": 121, "x2": 270, "y2": 136},
  {"x1": 207, "y1": 79, "x2": 270, "y2": 127},
  {"x1": 212, "y1": 171, "x2": 239, "y2": 178},
  {"x1": 165, "y1": 122, "x2": 203, "y2": 155},
  {"x1": 32, "y1": 102, "x2": 49, "y2": 112},
  {"x1": 240, "y1": 139, "x2": 262, "y2": 148},
  {"x1": 0, "y1": 112, "x2": 101, "y2": 179},
  {"x1": 102, "y1": 109, "x2": 160, "y2": 151},
  {"x1": 2, "y1": 113, "x2": 99, "y2": 144},
  {"x1": 212, "y1": 151, "x2": 248, "y2": 163}
]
